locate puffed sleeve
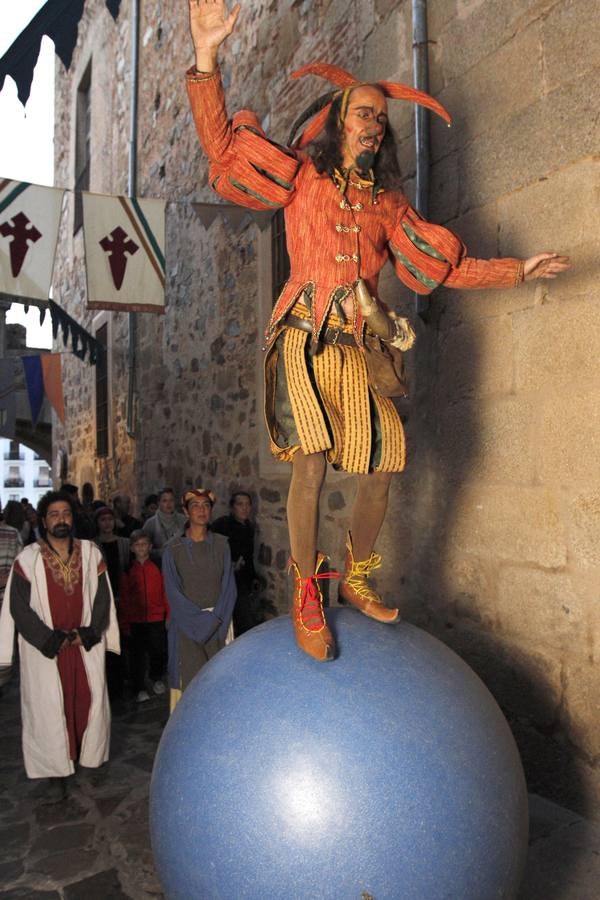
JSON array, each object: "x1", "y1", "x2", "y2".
[
  {"x1": 388, "y1": 202, "x2": 523, "y2": 294},
  {"x1": 186, "y1": 67, "x2": 300, "y2": 210}
]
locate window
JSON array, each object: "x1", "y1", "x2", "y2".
[
  {"x1": 35, "y1": 465, "x2": 52, "y2": 488},
  {"x1": 5, "y1": 464, "x2": 24, "y2": 488},
  {"x1": 93, "y1": 311, "x2": 113, "y2": 458},
  {"x1": 74, "y1": 63, "x2": 92, "y2": 234},
  {"x1": 5, "y1": 440, "x2": 23, "y2": 461}
]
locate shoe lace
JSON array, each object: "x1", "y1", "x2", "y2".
[
  {"x1": 347, "y1": 552, "x2": 382, "y2": 600},
  {"x1": 349, "y1": 552, "x2": 382, "y2": 579},
  {"x1": 300, "y1": 570, "x2": 340, "y2": 631}
]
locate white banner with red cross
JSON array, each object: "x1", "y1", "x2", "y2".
[
  {"x1": 0, "y1": 179, "x2": 65, "y2": 301},
  {"x1": 83, "y1": 192, "x2": 166, "y2": 313}
]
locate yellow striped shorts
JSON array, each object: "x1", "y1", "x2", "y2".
[{"x1": 264, "y1": 325, "x2": 406, "y2": 474}]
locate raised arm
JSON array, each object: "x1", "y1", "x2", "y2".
[
  {"x1": 187, "y1": 0, "x2": 241, "y2": 73},
  {"x1": 185, "y1": 0, "x2": 300, "y2": 210}
]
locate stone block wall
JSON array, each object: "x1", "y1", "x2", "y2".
[
  {"x1": 52, "y1": 0, "x2": 599, "y2": 816},
  {"x1": 388, "y1": 0, "x2": 600, "y2": 816},
  {"x1": 52, "y1": 1, "x2": 135, "y2": 499}
]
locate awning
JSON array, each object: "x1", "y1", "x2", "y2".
[
  {"x1": 0, "y1": 293, "x2": 99, "y2": 364},
  {"x1": 0, "y1": 0, "x2": 121, "y2": 106}
]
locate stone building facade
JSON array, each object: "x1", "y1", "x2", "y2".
[{"x1": 51, "y1": 0, "x2": 599, "y2": 816}]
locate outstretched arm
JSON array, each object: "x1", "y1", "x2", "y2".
[
  {"x1": 388, "y1": 203, "x2": 570, "y2": 293},
  {"x1": 188, "y1": 0, "x2": 241, "y2": 72}
]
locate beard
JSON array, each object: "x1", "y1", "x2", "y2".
[
  {"x1": 47, "y1": 523, "x2": 73, "y2": 539},
  {"x1": 355, "y1": 149, "x2": 376, "y2": 173}
]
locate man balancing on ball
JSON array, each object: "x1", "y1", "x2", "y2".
[{"x1": 184, "y1": 0, "x2": 570, "y2": 662}]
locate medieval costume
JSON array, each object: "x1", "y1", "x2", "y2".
[
  {"x1": 0, "y1": 539, "x2": 119, "y2": 778},
  {"x1": 163, "y1": 488, "x2": 237, "y2": 708},
  {"x1": 185, "y1": 51, "x2": 530, "y2": 662}
]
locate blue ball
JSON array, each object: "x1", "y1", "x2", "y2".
[{"x1": 150, "y1": 610, "x2": 528, "y2": 899}]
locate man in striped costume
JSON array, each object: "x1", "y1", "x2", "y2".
[{"x1": 185, "y1": 0, "x2": 569, "y2": 662}]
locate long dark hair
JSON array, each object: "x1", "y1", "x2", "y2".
[{"x1": 305, "y1": 89, "x2": 404, "y2": 192}]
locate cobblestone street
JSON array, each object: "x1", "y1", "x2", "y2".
[{"x1": 0, "y1": 677, "x2": 167, "y2": 899}]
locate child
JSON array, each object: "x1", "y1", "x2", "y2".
[{"x1": 119, "y1": 530, "x2": 169, "y2": 702}]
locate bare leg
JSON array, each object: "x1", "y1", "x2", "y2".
[
  {"x1": 287, "y1": 450, "x2": 327, "y2": 577},
  {"x1": 350, "y1": 470, "x2": 394, "y2": 560}
]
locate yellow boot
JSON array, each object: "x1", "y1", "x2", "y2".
[
  {"x1": 338, "y1": 532, "x2": 399, "y2": 624},
  {"x1": 289, "y1": 552, "x2": 335, "y2": 662}
]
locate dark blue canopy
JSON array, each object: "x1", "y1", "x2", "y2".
[{"x1": 0, "y1": 0, "x2": 121, "y2": 106}]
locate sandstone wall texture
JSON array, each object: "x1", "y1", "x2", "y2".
[{"x1": 52, "y1": 0, "x2": 599, "y2": 816}]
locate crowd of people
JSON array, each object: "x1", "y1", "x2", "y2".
[{"x1": 0, "y1": 482, "x2": 276, "y2": 799}]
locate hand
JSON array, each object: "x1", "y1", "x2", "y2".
[
  {"x1": 68, "y1": 630, "x2": 83, "y2": 647},
  {"x1": 523, "y1": 252, "x2": 570, "y2": 281},
  {"x1": 188, "y1": 0, "x2": 241, "y2": 70}
]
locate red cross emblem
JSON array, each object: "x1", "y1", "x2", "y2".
[
  {"x1": 99, "y1": 226, "x2": 139, "y2": 290},
  {"x1": 0, "y1": 211, "x2": 42, "y2": 277}
]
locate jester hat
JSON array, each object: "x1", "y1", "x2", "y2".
[{"x1": 287, "y1": 62, "x2": 451, "y2": 149}]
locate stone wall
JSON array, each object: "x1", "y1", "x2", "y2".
[
  {"x1": 390, "y1": 0, "x2": 600, "y2": 816},
  {"x1": 52, "y1": 1, "x2": 134, "y2": 498},
  {"x1": 52, "y1": 0, "x2": 600, "y2": 815}
]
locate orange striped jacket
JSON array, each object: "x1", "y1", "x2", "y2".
[{"x1": 186, "y1": 69, "x2": 523, "y2": 346}]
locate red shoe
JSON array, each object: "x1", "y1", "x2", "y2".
[{"x1": 289, "y1": 553, "x2": 336, "y2": 661}]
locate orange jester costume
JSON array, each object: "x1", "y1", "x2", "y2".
[
  {"x1": 185, "y1": 62, "x2": 525, "y2": 661},
  {"x1": 186, "y1": 67, "x2": 522, "y2": 470}
]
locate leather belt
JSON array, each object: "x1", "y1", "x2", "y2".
[{"x1": 285, "y1": 314, "x2": 357, "y2": 346}]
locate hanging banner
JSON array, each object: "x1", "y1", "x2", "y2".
[
  {"x1": 83, "y1": 192, "x2": 165, "y2": 313},
  {"x1": 0, "y1": 0, "x2": 122, "y2": 107},
  {"x1": 41, "y1": 354, "x2": 65, "y2": 424},
  {"x1": 192, "y1": 202, "x2": 275, "y2": 233},
  {"x1": 0, "y1": 359, "x2": 17, "y2": 438},
  {"x1": 22, "y1": 356, "x2": 44, "y2": 426},
  {"x1": 22, "y1": 353, "x2": 65, "y2": 425},
  {"x1": 48, "y1": 300, "x2": 99, "y2": 364},
  {"x1": 0, "y1": 180, "x2": 64, "y2": 301}
]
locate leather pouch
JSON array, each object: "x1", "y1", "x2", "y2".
[{"x1": 363, "y1": 334, "x2": 409, "y2": 398}]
